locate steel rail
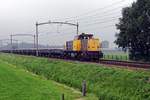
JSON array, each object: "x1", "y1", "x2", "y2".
[{"x1": 99, "y1": 59, "x2": 150, "y2": 69}]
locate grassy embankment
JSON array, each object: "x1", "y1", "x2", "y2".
[
  {"x1": 0, "y1": 53, "x2": 150, "y2": 100},
  {"x1": 0, "y1": 57, "x2": 96, "y2": 100}
]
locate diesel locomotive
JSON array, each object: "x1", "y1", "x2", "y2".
[
  {"x1": 1, "y1": 33, "x2": 103, "y2": 61},
  {"x1": 65, "y1": 33, "x2": 103, "y2": 60}
]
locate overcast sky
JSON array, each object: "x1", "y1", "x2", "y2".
[{"x1": 0, "y1": 0, "x2": 136, "y2": 47}]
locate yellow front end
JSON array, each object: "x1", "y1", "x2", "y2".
[
  {"x1": 73, "y1": 39, "x2": 81, "y2": 51},
  {"x1": 87, "y1": 39, "x2": 100, "y2": 51}
]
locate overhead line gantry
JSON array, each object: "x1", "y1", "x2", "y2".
[
  {"x1": 35, "y1": 20, "x2": 79, "y2": 56},
  {"x1": 10, "y1": 34, "x2": 36, "y2": 51}
]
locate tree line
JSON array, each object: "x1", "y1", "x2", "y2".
[{"x1": 115, "y1": 0, "x2": 150, "y2": 61}]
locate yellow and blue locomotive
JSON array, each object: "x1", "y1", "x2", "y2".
[{"x1": 65, "y1": 33, "x2": 103, "y2": 60}]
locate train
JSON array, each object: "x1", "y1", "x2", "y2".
[{"x1": 1, "y1": 33, "x2": 103, "y2": 61}]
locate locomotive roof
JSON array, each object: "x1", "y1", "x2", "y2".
[{"x1": 78, "y1": 33, "x2": 93, "y2": 37}]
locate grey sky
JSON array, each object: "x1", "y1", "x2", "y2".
[{"x1": 0, "y1": 0, "x2": 136, "y2": 47}]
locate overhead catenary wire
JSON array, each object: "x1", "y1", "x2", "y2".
[
  {"x1": 80, "y1": 24, "x2": 116, "y2": 31},
  {"x1": 73, "y1": 12, "x2": 122, "y2": 23},
  {"x1": 44, "y1": 15, "x2": 120, "y2": 36},
  {"x1": 81, "y1": 17, "x2": 119, "y2": 26},
  {"x1": 59, "y1": 13, "x2": 122, "y2": 32},
  {"x1": 66, "y1": 23, "x2": 116, "y2": 33},
  {"x1": 59, "y1": 16, "x2": 119, "y2": 32},
  {"x1": 77, "y1": 15, "x2": 121, "y2": 24},
  {"x1": 66, "y1": 4, "x2": 127, "y2": 22},
  {"x1": 55, "y1": 0, "x2": 126, "y2": 21}
]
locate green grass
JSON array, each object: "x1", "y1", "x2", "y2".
[
  {"x1": 0, "y1": 57, "x2": 97, "y2": 100},
  {"x1": 103, "y1": 53, "x2": 129, "y2": 61},
  {"x1": 0, "y1": 53, "x2": 150, "y2": 100}
]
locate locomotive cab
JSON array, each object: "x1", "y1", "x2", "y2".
[{"x1": 78, "y1": 33, "x2": 100, "y2": 52}]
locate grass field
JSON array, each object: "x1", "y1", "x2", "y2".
[
  {"x1": 103, "y1": 52, "x2": 129, "y2": 61},
  {"x1": 0, "y1": 58, "x2": 97, "y2": 100},
  {"x1": 0, "y1": 53, "x2": 150, "y2": 100}
]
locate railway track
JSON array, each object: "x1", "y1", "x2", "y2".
[
  {"x1": 1, "y1": 51, "x2": 150, "y2": 69},
  {"x1": 99, "y1": 59, "x2": 150, "y2": 69},
  {"x1": 49, "y1": 57, "x2": 150, "y2": 69}
]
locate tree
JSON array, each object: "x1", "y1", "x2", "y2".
[{"x1": 115, "y1": 0, "x2": 150, "y2": 61}]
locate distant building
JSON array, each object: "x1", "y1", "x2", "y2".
[{"x1": 101, "y1": 41, "x2": 109, "y2": 48}]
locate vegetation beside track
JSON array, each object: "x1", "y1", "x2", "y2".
[
  {"x1": 103, "y1": 52, "x2": 129, "y2": 61},
  {"x1": 0, "y1": 57, "x2": 96, "y2": 100},
  {"x1": 0, "y1": 53, "x2": 150, "y2": 100}
]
